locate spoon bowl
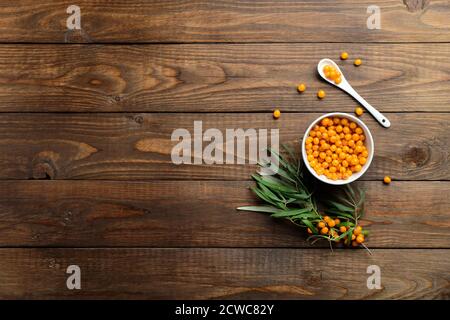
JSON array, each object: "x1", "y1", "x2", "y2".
[{"x1": 317, "y1": 58, "x2": 391, "y2": 128}]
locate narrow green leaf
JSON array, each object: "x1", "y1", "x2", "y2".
[
  {"x1": 302, "y1": 219, "x2": 317, "y2": 233},
  {"x1": 325, "y1": 200, "x2": 354, "y2": 213},
  {"x1": 237, "y1": 206, "x2": 281, "y2": 213}
]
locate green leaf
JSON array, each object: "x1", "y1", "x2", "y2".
[
  {"x1": 302, "y1": 219, "x2": 317, "y2": 233},
  {"x1": 347, "y1": 227, "x2": 354, "y2": 243},
  {"x1": 323, "y1": 210, "x2": 355, "y2": 220},
  {"x1": 258, "y1": 183, "x2": 282, "y2": 203},
  {"x1": 251, "y1": 187, "x2": 281, "y2": 208},
  {"x1": 237, "y1": 206, "x2": 281, "y2": 213},
  {"x1": 270, "y1": 207, "x2": 312, "y2": 218},
  {"x1": 325, "y1": 200, "x2": 354, "y2": 213}
]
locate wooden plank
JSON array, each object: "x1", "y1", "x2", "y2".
[
  {"x1": 0, "y1": 248, "x2": 448, "y2": 299},
  {"x1": 0, "y1": 180, "x2": 448, "y2": 248},
  {"x1": 0, "y1": 44, "x2": 449, "y2": 112},
  {"x1": 0, "y1": 1, "x2": 447, "y2": 43},
  {"x1": 0, "y1": 113, "x2": 448, "y2": 180}
]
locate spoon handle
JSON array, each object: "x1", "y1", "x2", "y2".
[{"x1": 345, "y1": 86, "x2": 391, "y2": 128}]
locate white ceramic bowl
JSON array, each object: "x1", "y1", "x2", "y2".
[{"x1": 301, "y1": 112, "x2": 374, "y2": 185}]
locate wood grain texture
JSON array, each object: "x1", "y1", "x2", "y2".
[
  {"x1": 0, "y1": 248, "x2": 448, "y2": 299},
  {"x1": 0, "y1": 44, "x2": 449, "y2": 112},
  {"x1": 0, "y1": 180, "x2": 448, "y2": 248},
  {"x1": 0, "y1": 113, "x2": 447, "y2": 180},
  {"x1": 0, "y1": 1, "x2": 448, "y2": 43}
]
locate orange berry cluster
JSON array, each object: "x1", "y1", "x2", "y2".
[
  {"x1": 323, "y1": 65, "x2": 342, "y2": 85},
  {"x1": 305, "y1": 117, "x2": 369, "y2": 180},
  {"x1": 308, "y1": 216, "x2": 366, "y2": 246}
]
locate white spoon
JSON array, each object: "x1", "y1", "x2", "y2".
[{"x1": 317, "y1": 58, "x2": 390, "y2": 128}]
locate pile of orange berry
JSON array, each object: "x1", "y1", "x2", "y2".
[
  {"x1": 323, "y1": 65, "x2": 342, "y2": 84},
  {"x1": 308, "y1": 216, "x2": 366, "y2": 247},
  {"x1": 305, "y1": 116, "x2": 369, "y2": 180}
]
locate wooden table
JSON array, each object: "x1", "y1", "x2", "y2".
[{"x1": 0, "y1": 0, "x2": 449, "y2": 299}]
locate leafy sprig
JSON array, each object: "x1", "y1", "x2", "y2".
[{"x1": 237, "y1": 145, "x2": 369, "y2": 250}]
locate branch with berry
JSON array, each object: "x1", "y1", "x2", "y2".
[{"x1": 237, "y1": 145, "x2": 370, "y2": 252}]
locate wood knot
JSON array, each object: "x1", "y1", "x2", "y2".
[
  {"x1": 134, "y1": 115, "x2": 144, "y2": 124},
  {"x1": 31, "y1": 151, "x2": 59, "y2": 179},
  {"x1": 32, "y1": 162, "x2": 56, "y2": 179},
  {"x1": 403, "y1": 0, "x2": 429, "y2": 12},
  {"x1": 403, "y1": 145, "x2": 430, "y2": 168}
]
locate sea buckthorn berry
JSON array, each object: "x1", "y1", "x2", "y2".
[
  {"x1": 339, "y1": 226, "x2": 347, "y2": 233},
  {"x1": 318, "y1": 221, "x2": 326, "y2": 228},
  {"x1": 273, "y1": 109, "x2": 281, "y2": 119},
  {"x1": 354, "y1": 226, "x2": 362, "y2": 236},
  {"x1": 327, "y1": 219, "x2": 336, "y2": 228},
  {"x1": 297, "y1": 83, "x2": 306, "y2": 93},
  {"x1": 340, "y1": 52, "x2": 349, "y2": 60},
  {"x1": 356, "y1": 235, "x2": 365, "y2": 244},
  {"x1": 351, "y1": 234, "x2": 356, "y2": 240},
  {"x1": 354, "y1": 58, "x2": 362, "y2": 66},
  {"x1": 321, "y1": 227, "x2": 329, "y2": 235},
  {"x1": 355, "y1": 107, "x2": 364, "y2": 116},
  {"x1": 335, "y1": 77, "x2": 342, "y2": 85},
  {"x1": 384, "y1": 176, "x2": 392, "y2": 184},
  {"x1": 317, "y1": 90, "x2": 326, "y2": 99},
  {"x1": 307, "y1": 228, "x2": 313, "y2": 234},
  {"x1": 329, "y1": 70, "x2": 337, "y2": 79},
  {"x1": 352, "y1": 240, "x2": 359, "y2": 247}
]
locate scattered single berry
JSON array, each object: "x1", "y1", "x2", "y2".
[
  {"x1": 355, "y1": 107, "x2": 364, "y2": 116},
  {"x1": 383, "y1": 176, "x2": 392, "y2": 184},
  {"x1": 340, "y1": 52, "x2": 349, "y2": 60},
  {"x1": 273, "y1": 109, "x2": 281, "y2": 119},
  {"x1": 354, "y1": 58, "x2": 362, "y2": 66},
  {"x1": 297, "y1": 83, "x2": 306, "y2": 93},
  {"x1": 317, "y1": 90, "x2": 326, "y2": 99}
]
